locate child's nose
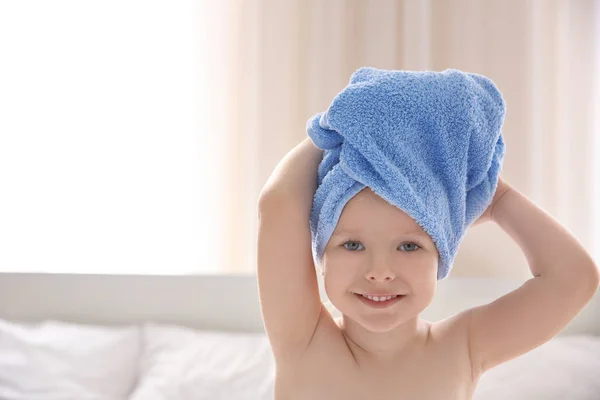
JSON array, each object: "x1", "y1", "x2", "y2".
[
  {"x1": 367, "y1": 274, "x2": 394, "y2": 282},
  {"x1": 365, "y1": 264, "x2": 396, "y2": 282}
]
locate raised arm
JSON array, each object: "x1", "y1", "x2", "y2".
[
  {"x1": 257, "y1": 138, "x2": 325, "y2": 363},
  {"x1": 468, "y1": 181, "x2": 600, "y2": 374}
]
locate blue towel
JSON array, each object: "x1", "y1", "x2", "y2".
[{"x1": 307, "y1": 67, "x2": 506, "y2": 280}]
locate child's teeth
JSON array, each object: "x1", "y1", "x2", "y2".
[{"x1": 361, "y1": 294, "x2": 397, "y2": 301}]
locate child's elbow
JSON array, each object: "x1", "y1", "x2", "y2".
[
  {"x1": 557, "y1": 261, "x2": 600, "y2": 301},
  {"x1": 577, "y1": 261, "x2": 600, "y2": 299},
  {"x1": 588, "y1": 262, "x2": 600, "y2": 290}
]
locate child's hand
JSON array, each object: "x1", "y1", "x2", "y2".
[{"x1": 473, "y1": 177, "x2": 511, "y2": 226}]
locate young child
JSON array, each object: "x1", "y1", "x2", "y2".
[{"x1": 257, "y1": 137, "x2": 599, "y2": 400}]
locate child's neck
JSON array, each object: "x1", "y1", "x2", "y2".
[{"x1": 338, "y1": 315, "x2": 432, "y2": 363}]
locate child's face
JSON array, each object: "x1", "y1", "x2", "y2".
[{"x1": 322, "y1": 188, "x2": 439, "y2": 332}]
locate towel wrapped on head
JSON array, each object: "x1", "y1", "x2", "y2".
[{"x1": 307, "y1": 67, "x2": 506, "y2": 280}]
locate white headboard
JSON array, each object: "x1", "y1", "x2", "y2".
[{"x1": 0, "y1": 273, "x2": 598, "y2": 336}]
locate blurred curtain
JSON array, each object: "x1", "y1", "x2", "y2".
[{"x1": 222, "y1": 0, "x2": 599, "y2": 277}]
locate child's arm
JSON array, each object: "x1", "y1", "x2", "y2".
[
  {"x1": 467, "y1": 181, "x2": 600, "y2": 374},
  {"x1": 257, "y1": 138, "x2": 324, "y2": 363}
]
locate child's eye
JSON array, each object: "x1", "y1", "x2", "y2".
[
  {"x1": 343, "y1": 241, "x2": 364, "y2": 251},
  {"x1": 399, "y1": 242, "x2": 421, "y2": 252},
  {"x1": 342, "y1": 241, "x2": 421, "y2": 252}
]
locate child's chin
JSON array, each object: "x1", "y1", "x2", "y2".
[{"x1": 353, "y1": 313, "x2": 407, "y2": 332}]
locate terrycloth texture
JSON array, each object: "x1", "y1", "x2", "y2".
[{"x1": 307, "y1": 67, "x2": 506, "y2": 280}]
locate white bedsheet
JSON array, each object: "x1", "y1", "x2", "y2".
[
  {"x1": 129, "y1": 323, "x2": 275, "y2": 400},
  {"x1": 1, "y1": 318, "x2": 599, "y2": 399},
  {"x1": 474, "y1": 335, "x2": 600, "y2": 399},
  {"x1": 0, "y1": 319, "x2": 140, "y2": 400}
]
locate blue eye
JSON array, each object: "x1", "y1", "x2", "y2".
[
  {"x1": 342, "y1": 241, "x2": 421, "y2": 252},
  {"x1": 343, "y1": 241, "x2": 364, "y2": 251},
  {"x1": 399, "y1": 242, "x2": 421, "y2": 252}
]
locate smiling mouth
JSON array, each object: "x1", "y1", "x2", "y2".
[{"x1": 354, "y1": 293, "x2": 406, "y2": 308}]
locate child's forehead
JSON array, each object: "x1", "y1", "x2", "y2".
[
  {"x1": 342, "y1": 189, "x2": 421, "y2": 225},
  {"x1": 345, "y1": 188, "x2": 404, "y2": 212},
  {"x1": 333, "y1": 224, "x2": 430, "y2": 241},
  {"x1": 336, "y1": 189, "x2": 433, "y2": 242}
]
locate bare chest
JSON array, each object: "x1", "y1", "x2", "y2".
[{"x1": 275, "y1": 319, "x2": 478, "y2": 400}]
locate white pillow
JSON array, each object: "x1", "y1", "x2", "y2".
[
  {"x1": 130, "y1": 323, "x2": 275, "y2": 400},
  {"x1": 474, "y1": 335, "x2": 600, "y2": 400},
  {"x1": 0, "y1": 318, "x2": 141, "y2": 400}
]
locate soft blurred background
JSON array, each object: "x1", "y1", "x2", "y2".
[{"x1": 0, "y1": 0, "x2": 599, "y2": 279}]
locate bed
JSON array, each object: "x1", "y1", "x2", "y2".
[{"x1": 0, "y1": 272, "x2": 599, "y2": 399}]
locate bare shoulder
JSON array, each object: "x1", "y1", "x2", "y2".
[{"x1": 431, "y1": 309, "x2": 472, "y2": 338}]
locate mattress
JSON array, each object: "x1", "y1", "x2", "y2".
[{"x1": 1, "y1": 318, "x2": 599, "y2": 399}]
